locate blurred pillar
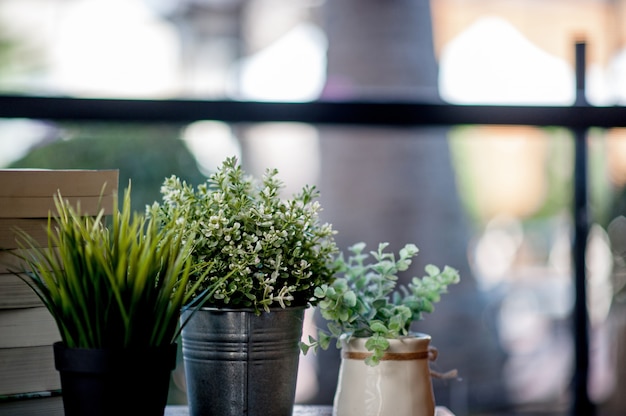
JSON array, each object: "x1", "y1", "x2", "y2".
[{"x1": 311, "y1": 0, "x2": 509, "y2": 413}]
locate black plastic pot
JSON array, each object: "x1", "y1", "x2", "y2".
[{"x1": 53, "y1": 342, "x2": 177, "y2": 416}]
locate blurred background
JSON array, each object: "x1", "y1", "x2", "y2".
[{"x1": 2, "y1": 0, "x2": 626, "y2": 414}]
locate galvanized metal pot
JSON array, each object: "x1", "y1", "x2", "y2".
[{"x1": 181, "y1": 306, "x2": 305, "y2": 416}]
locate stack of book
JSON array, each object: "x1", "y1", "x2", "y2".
[{"x1": 0, "y1": 169, "x2": 118, "y2": 415}]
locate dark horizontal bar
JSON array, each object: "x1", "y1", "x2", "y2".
[{"x1": 1, "y1": 94, "x2": 626, "y2": 128}]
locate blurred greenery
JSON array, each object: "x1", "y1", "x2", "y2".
[
  {"x1": 9, "y1": 122, "x2": 208, "y2": 213},
  {"x1": 0, "y1": 13, "x2": 46, "y2": 91}
]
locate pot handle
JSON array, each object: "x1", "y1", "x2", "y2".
[{"x1": 428, "y1": 346, "x2": 459, "y2": 380}]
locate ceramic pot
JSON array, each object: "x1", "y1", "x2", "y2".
[
  {"x1": 53, "y1": 342, "x2": 177, "y2": 416},
  {"x1": 181, "y1": 306, "x2": 305, "y2": 416},
  {"x1": 333, "y1": 334, "x2": 435, "y2": 416}
]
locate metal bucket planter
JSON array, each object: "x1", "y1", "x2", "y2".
[
  {"x1": 181, "y1": 306, "x2": 305, "y2": 416},
  {"x1": 53, "y1": 342, "x2": 177, "y2": 416}
]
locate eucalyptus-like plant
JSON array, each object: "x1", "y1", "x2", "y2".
[
  {"x1": 148, "y1": 156, "x2": 338, "y2": 313},
  {"x1": 301, "y1": 242, "x2": 460, "y2": 366},
  {"x1": 15, "y1": 185, "x2": 203, "y2": 349}
]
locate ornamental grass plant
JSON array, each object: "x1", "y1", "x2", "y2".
[
  {"x1": 148, "y1": 156, "x2": 338, "y2": 313},
  {"x1": 302, "y1": 242, "x2": 460, "y2": 365},
  {"x1": 14, "y1": 185, "x2": 202, "y2": 349}
]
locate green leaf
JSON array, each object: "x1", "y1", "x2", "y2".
[
  {"x1": 365, "y1": 334, "x2": 389, "y2": 352},
  {"x1": 342, "y1": 290, "x2": 357, "y2": 307},
  {"x1": 319, "y1": 332, "x2": 331, "y2": 350},
  {"x1": 299, "y1": 342, "x2": 310, "y2": 355},
  {"x1": 372, "y1": 298, "x2": 388, "y2": 310},
  {"x1": 369, "y1": 321, "x2": 388, "y2": 334},
  {"x1": 425, "y1": 264, "x2": 440, "y2": 276}
]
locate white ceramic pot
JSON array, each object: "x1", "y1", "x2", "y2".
[{"x1": 333, "y1": 334, "x2": 435, "y2": 416}]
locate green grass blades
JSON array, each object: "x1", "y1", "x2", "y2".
[{"x1": 14, "y1": 184, "x2": 193, "y2": 349}]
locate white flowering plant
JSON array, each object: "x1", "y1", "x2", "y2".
[{"x1": 148, "y1": 156, "x2": 338, "y2": 313}]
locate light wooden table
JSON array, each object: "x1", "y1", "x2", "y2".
[{"x1": 165, "y1": 404, "x2": 455, "y2": 415}]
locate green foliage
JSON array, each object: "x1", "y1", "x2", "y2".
[
  {"x1": 302, "y1": 242, "x2": 460, "y2": 366},
  {"x1": 148, "y1": 156, "x2": 339, "y2": 313},
  {"x1": 14, "y1": 185, "x2": 201, "y2": 349},
  {"x1": 0, "y1": 20, "x2": 45, "y2": 81},
  {"x1": 8, "y1": 123, "x2": 206, "y2": 213}
]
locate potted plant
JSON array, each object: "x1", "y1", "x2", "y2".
[
  {"x1": 14, "y1": 185, "x2": 201, "y2": 416},
  {"x1": 301, "y1": 241, "x2": 460, "y2": 416},
  {"x1": 148, "y1": 156, "x2": 338, "y2": 416}
]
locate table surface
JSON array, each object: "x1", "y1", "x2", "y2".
[{"x1": 165, "y1": 404, "x2": 455, "y2": 416}]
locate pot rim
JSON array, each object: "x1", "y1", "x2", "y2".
[
  {"x1": 53, "y1": 341, "x2": 178, "y2": 373},
  {"x1": 340, "y1": 332, "x2": 432, "y2": 355},
  {"x1": 52, "y1": 341, "x2": 178, "y2": 353},
  {"x1": 185, "y1": 305, "x2": 308, "y2": 313},
  {"x1": 340, "y1": 332, "x2": 431, "y2": 341}
]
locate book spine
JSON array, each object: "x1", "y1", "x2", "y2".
[
  {"x1": 0, "y1": 169, "x2": 118, "y2": 197},
  {"x1": 0, "y1": 345, "x2": 61, "y2": 396},
  {"x1": 0, "y1": 248, "x2": 62, "y2": 274},
  {"x1": 0, "y1": 389, "x2": 62, "y2": 401},
  {"x1": 0, "y1": 218, "x2": 53, "y2": 249},
  {"x1": 0, "y1": 392, "x2": 64, "y2": 416},
  {"x1": 0, "y1": 307, "x2": 61, "y2": 348},
  {"x1": 0, "y1": 274, "x2": 43, "y2": 309},
  {"x1": 0, "y1": 195, "x2": 115, "y2": 218}
]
